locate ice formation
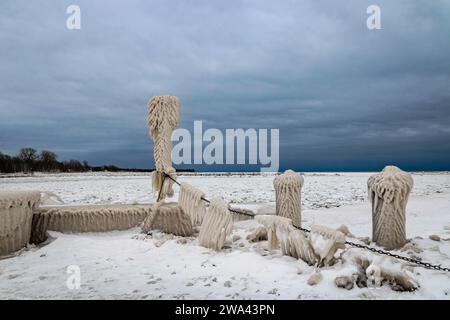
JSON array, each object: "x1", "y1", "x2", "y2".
[
  {"x1": 341, "y1": 249, "x2": 371, "y2": 288},
  {"x1": 339, "y1": 249, "x2": 418, "y2": 291},
  {"x1": 0, "y1": 191, "x2": 41, "y2": 255},
  {"x1": 31, "y1": 204, "x2": 150, "y2": 243},
  {"x1": 366, "y1": 264, "x2": 417, "y2": 291},
  {"x1": 198, "y1": 198, "x2": 233, "y2": 251},
  {"x1": 334, "y1": 276, "x2": 354, "y2": 290},
  {"x1": 247, "y1": 227, "x2": 268, "y2": 242},
  {"x1": 142, "y1": 202, "x2": 193, "y2": 237},
  {"x1": 368, "y1": 165, "x2": 413, "y2": 249},
  {"x1": 230, "y1": 208, "x2": 255, "y2": 222},
  {"x1": 287, "y1": 229, "x2": 317, "y2": 264},
  {"x1": 255, "y1": 215, "x2": 292, "y2": 250},
  {"x1": 178, "y1": 182, "x2": 206, "y2": 226},
  {"x1": 273, "y1": 170, "x2": 304, "y2": 227},
  {"x1": 337, "y1": 224, "x2": 354, "y2": 237},
  {"x1": 147, "y1": 95, "x2": 180, "y2": 201},
  {"x1": 255, "y1": 215, "x2": 316, "y2": 265},
  {"x1": 307, "y1": 272, "x2": 323, "y2": 286},
  {"x1": 310, "y1": 225, "x2": 346, "y2": 267},
  {"x1": 39, "y1": 191, "x2": 64, "y2": 206}
]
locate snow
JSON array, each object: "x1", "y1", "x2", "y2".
[{"x1": 0, "y1": 172, "x2": 449, "y2": 299}]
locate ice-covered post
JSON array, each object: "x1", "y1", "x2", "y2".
[
  {"x1": 273, "y1": 170, "x2": 304, "y2": 227},
  {"x1": 147, "y1": 96, "x2": 180, "y2": 202},
  {"x1": 367, "y1": 166, "x2": 413, "y2": 250},
  {"x1": 0, "y1": 191, "x2": 41, "y2": 255}
]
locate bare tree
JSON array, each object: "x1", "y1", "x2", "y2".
[
  {"x1": 18, "y1": 148, "x2": 38, "y2": 162},
  {"x1": 40, "y1": 150, "x2": 58, "y2": 172},
  {"x1": 18, "y1": 148, "x2": 38, "y2": 172}
]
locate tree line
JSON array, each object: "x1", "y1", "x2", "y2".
[
  {"x1": 0, "y1": 148, "x2": 195, "y2": 174},
  {"x1": 0, "y1": 148, "x2": 90, "y2": 173}
]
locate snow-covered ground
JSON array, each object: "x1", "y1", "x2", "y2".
[{"x1": 0, "y1": 172, "x2": 449, "y2": 299}]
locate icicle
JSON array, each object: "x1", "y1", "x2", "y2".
[
  {"x1": 310, "y1": 225, "x2": 346, "y2": 267},
  {"x1": 287, "y1": 229, "x2": 317, "y2": 264},
  {"x1": 255, "y1": 215, "x2": 292, "y2": 250},
  {"x1": 368, "y1": 166, "x2": 413, "y2": 250},
  {"x1": 178, "y1": 182, "x2": 206, "y2": 226},
  {"x1": 198, "y1": 198, "x2": 233, "y2": 251},
  {"x1": 147, "y1": 96, "x2": 180, "y2": 202},
  {"x1": 255, "y1": 215, "x2": 317, "y2": 265}
]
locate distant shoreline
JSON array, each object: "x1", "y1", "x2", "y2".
[{"x1": 1, "y1": 170, "x2": 449, "y2": 179}]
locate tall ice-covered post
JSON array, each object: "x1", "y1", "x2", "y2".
[
  {"x1": 367, "y1": 166, "x2": 413, "y2": 250},
  {"x1": 273, "y1": 170, "x2": 304, "y2": 227},
  {"x1": 147, "y1": 95, "x2": 180, "y2": 202}
]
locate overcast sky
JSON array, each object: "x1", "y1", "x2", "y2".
[{"x1": 1, "y1": 0, "x2": 449, "y2": 171}]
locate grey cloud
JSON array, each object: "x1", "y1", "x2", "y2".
[{"x1": 0, "y1": 0, "x2": 449, "y2": 171}]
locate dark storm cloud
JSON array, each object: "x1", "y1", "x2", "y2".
[{"x1": 0, "y1": 0, "x2": 449, "y2": 171}]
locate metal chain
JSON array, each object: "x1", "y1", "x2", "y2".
[
  {"x1": 159, "y1": 172, "x2": 450, "y2": 273},
  {"x1": 293, "y1": 225, "x2": 450, "y2": 272},
  {"x1": 344, "y1": 239, "x2": 450, "y2": 272},
  {"x1": 162, "y1": 172, "x2": 255, "y2": 217}
]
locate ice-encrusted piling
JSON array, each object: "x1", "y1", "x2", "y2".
[
  {"x1": 368, "y1": 166, "x2": 413, "y2": 250},
  {"x1": 273, "y1": 170, "x2": 304, "y2": 227},
  {"x1": 0, "y1": 191, "x2": 41, "y2": 255},
  {"x1": 147, "y1": 95, "x2": 180, "y2": 202}
]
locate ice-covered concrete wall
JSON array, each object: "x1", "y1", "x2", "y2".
[
  {"x1": 0, "y1": 191, "x2": 41, "y2": 256},
  {"x1": 141, "y1": 202, "x2": 193, "y2": 236},
  {"x1": 31, "y1": 204, "x2": 151, "y2": 243}
]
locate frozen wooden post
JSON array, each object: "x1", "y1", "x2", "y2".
[
  {"x1": 273, "y1": 170, "x2": 304, "y2": 227},
  {"x1": 147, "y1": 96, "x2": 180, "y2": 202},
  {"x1": 367, "y1": 166, "x2": 413, "y2": 250}
]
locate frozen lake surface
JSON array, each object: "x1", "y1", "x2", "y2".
[{"x1": 0, "y1": 172, "x2": 449, "y2": 299}]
